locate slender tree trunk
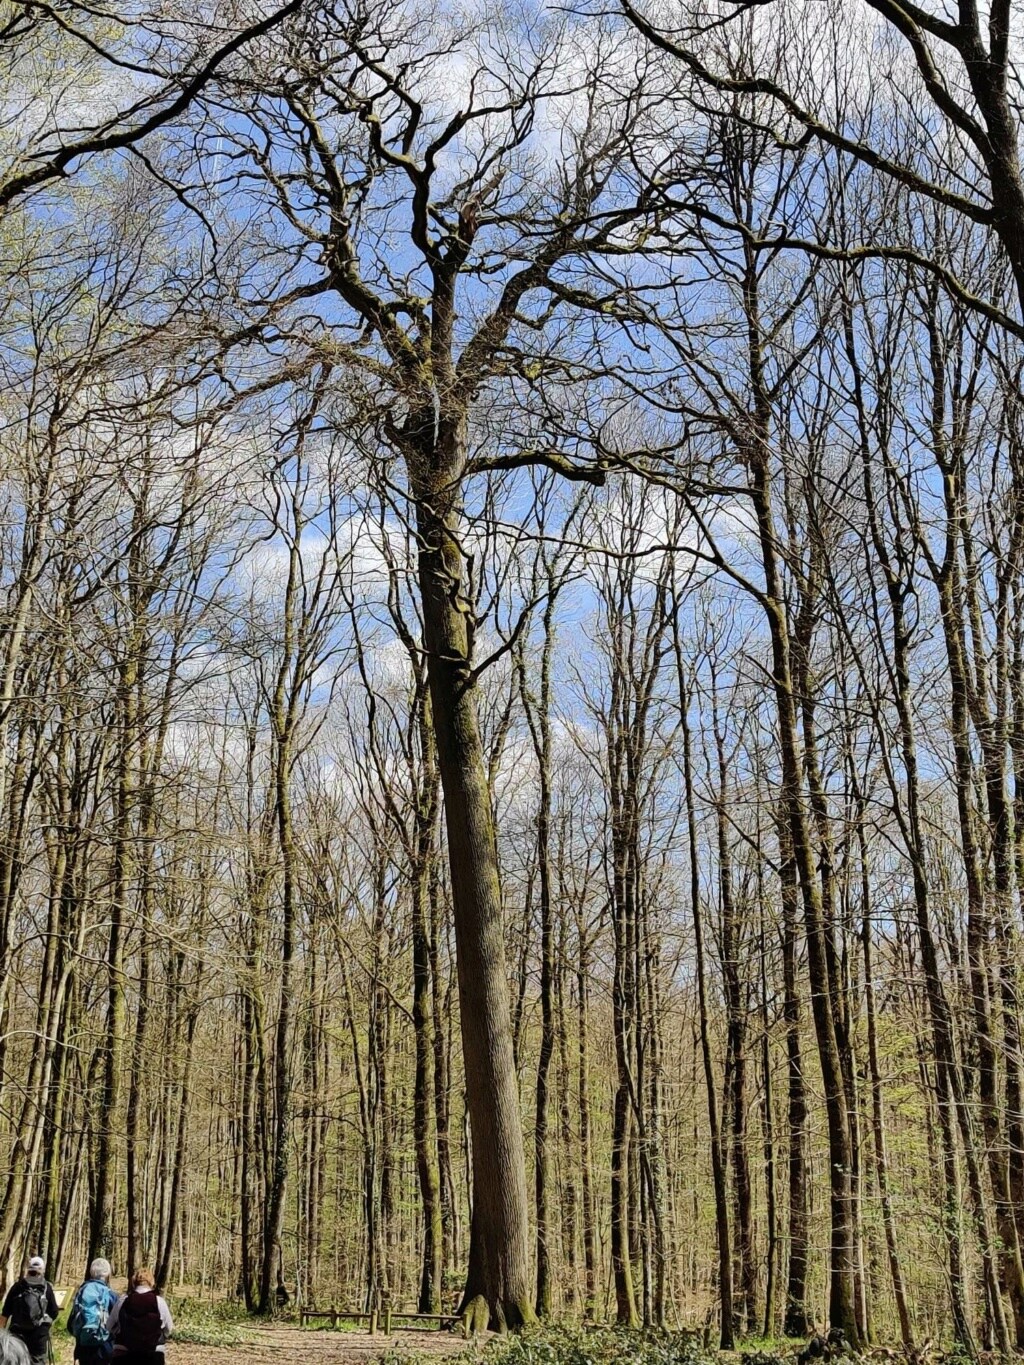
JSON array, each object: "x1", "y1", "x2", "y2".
[
  {"x1": 127, "y1": 915, "x2": 152, "y2": 1272},
  {"x1": 776, "y1": 806, "x2": 810, "y2": 1338},
  {"x1": 918, "y1": 302, "x2": 1013, "y2": 1353},
  {"x1": 0, "y1": 818, "x2": 71, "y2": 1266},
  {"x1": 576, "y1": 914, "x2": 597, "y2": 1318},
  {"x1": 712, "y1": 685, "x2": 755, "y2": 1336},
  {"x1": 738, "y1": 247, "x2": 858, "y2": 1340},
  {"x1": 858, "y1": 817, "x2": 913, "y2": 1350},
  {"x1": 556, "y1": 908, "x2": 578, "y2": 1309},
  {"x1": 90, "y1": 647, "x2": 138, "y2": 1263},
  {"x1": 844, "y1": 292, "x2": 979, "y2": 1352},
  {"x1": 371, "y1": 883, "x2": 393, "y2": 1309},
  {"x1": 240, "y1": 911, "x2": 265, "y2": 1312},
  {"x1": 412, "y1": 703, "x2": 443, "y2": 1313},
  {"x1": 258, "y1": 730, "x2": 297, "y2": 1314},
  {"x1": 675, "y1": 641, "x2": 733, "y2": 1348},
  {"x1": 640, "y1": 900, "x2": 667, "y2": 1327},
  {"x1": 156, "y1": 987, "x2": 201, "y2": 1288},
  {"x1": 758, "y1": 860, "x2": 778, "y2": 1339},
  {"x1": 429, "y1": 860, "x2": 458, "y2": 1280},
  {"x1": 517, "y1": 599, "x2": 558, "y2": 1319}
]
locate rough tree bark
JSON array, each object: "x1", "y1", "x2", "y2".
[{"x1": 413, "y1": 452, "x2": 534, "y2": 1331}]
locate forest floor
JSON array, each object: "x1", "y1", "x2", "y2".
[{"x1": 173, "y1": 1324, "x2": 484, "y2": 1365}]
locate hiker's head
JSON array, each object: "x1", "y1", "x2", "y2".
[
  {"x1": 25, "y1": 1258, "x2": 44, "y2": 1279},
  {"x1": 0, "y1": 1331, "x2": 30, "y2": 1365},
  {"x1": 130, "y1": 1268, "x2": 155, "y2": 1291},
  {"x1": 89, "y1": 1259, "x2": 112, "y2": 1283}
]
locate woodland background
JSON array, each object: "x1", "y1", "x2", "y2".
[{"x1": 1, "y1": 0, "x2": 1023, "y2": 1354}]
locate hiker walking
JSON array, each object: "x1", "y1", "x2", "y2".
[
  {"x1": 108, "y1": 1270, "x2": 173, "y2": 1365},
  {"x1": 0, "y1": 1258, "x2": 58, "y2": 1365},
  {"x1": 68, "y1": 1261, "x2": 118, "y2": 1365}
]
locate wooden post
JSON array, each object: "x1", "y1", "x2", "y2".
[
  {"x1": 384, "y1": 1309, "x2": 392, "y2": 1335},
  {"x1": 369, "y1": 1309, "x2": 378, "y2": 1336}
]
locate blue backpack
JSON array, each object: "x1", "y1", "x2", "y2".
[{"x1": 68, "y1": 1281, "x2": 114, "y2": 1355}]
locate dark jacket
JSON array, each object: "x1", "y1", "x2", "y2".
[{"x1": 2, "y1": 1277, "x2": 59, "y2": 1355}]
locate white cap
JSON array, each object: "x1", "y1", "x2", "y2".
[{"x1": 26, "y1": 1257, "x2": 44, "y2": 1273}]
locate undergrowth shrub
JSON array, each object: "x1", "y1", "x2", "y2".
[
  {"x1": 168, "y1": 1298, "x2": 255, "y2": 1346},
  {"x1": 495, "y1": 1324, "x2": 713, "y2": 1365}
]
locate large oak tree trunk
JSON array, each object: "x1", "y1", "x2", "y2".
[{"x1": 413, "y1": 463, "x2": 533, "y2": 1333}]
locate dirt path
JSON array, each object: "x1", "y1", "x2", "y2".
[{"x1": 174, "y1": 1324, "x2": 487, "y2": 1365}]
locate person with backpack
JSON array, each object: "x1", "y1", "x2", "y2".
[
  {"x1": 0, "y1": 1257, "x2": 58, "y2": 1365},
  {"x1": 68, "y1": 1261, "x2": 118, "y2": 1365},
  {"x1": 107, "y1": 1270, "x2": 172, "y2": 1365}
]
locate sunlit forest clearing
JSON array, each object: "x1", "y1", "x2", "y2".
[{"x1": 3, "y1": 0, "x2": 1024, "y2": 1362}]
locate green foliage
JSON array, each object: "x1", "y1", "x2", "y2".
[
  {"x1": 740, "y1": 1348, "x2": 791, "y2": 1365},
  {"x1": 479, "y1": 1324, "x2": 717, "y2": 1365},
  {"x1": 736, "y1": 1338, "x2": 804, "y2": 1352},
  {"x1": 167, "y1": 1297, "x2": 256, "y2": 1346},
  {"x1": 50, "y1": 1330, "x2": 73, "y2": 1365},
  {"x1": 379, "y1": 1342, "x2": 460, "y2": 1365}
]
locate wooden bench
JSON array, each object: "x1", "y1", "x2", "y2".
[
  {"x1": 386, "y1": 1311, "x2": 460, "y2": 1332},
  {"x1": 300, "y1": 1309, "x2": 378, "y2": 1333},
  {"x1": 300, "y1": 1308, "x2": 459, "y2": 1334}
]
